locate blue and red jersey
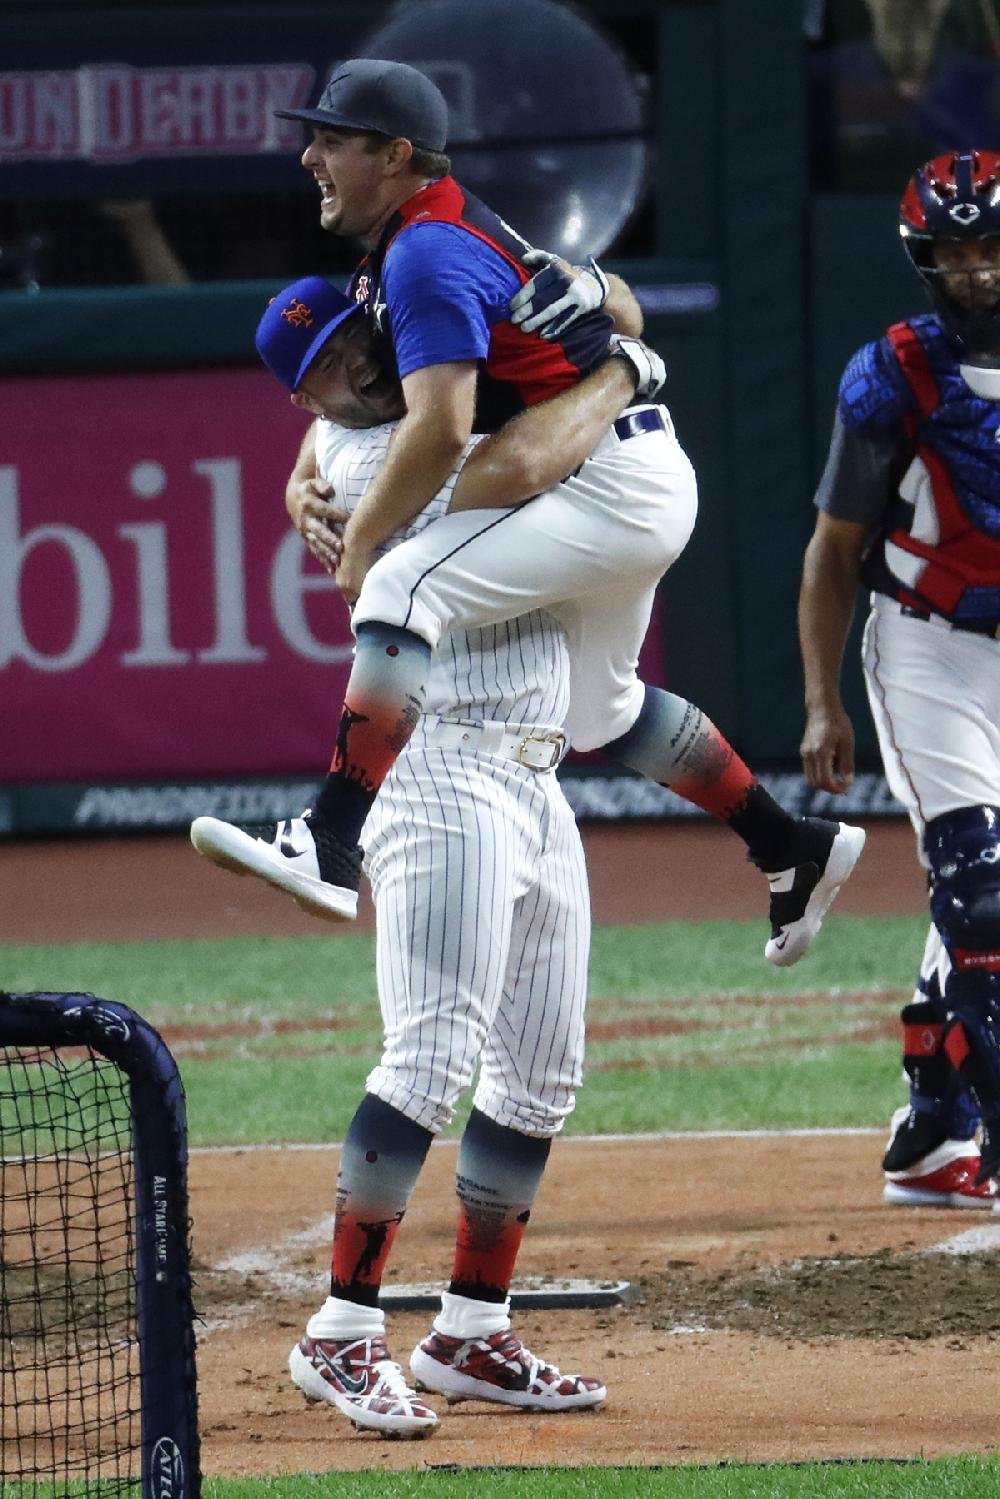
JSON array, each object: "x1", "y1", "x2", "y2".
[
  {"x1": 348, "y1": 176, "x2": 613, "y2": 434},
  {"x1": 838, "y1": 313, "x2": 1000, "y2": 623}
]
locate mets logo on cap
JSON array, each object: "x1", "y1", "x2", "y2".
[
  {"x1": 281, "y1": 298, "x2": 314, "y2": 328},
  {"x1": 255, "y1": 275, "x2": 361, "y2": 391}
]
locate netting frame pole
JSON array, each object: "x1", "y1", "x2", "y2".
[{"x1": 0, "y1": 990, "x2": 201, "y2": 1499}]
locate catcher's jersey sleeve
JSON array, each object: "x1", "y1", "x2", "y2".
[
  {"x1": 813, "y1": 337, "x2": 912, "y2": 526},
  {"x1": 813, "y1": 412, "x2": 905, "y2": 526}
]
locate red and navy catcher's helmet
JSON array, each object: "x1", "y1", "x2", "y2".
[{"x1": 899, "y1": 150, "x2": 1000, "y2": 361}]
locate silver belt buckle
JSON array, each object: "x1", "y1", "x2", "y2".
[{"x1": 517, "y1": 731, "x2": 566, "y2": 771}]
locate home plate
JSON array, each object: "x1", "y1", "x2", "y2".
[
  {"x1": 380, "y1": 1277, "x2": 632, "y2": 1310},
  {"x1": 929, "y1": 1221, "x2": 1000, "y2": 1255}
]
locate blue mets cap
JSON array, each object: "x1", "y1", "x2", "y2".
[
  {"x1": 275, "y1": 58, "x2": 448, "y2": 153},
  {"x1": 255, "y1": 276, "x2": 362, "y2": 391}
]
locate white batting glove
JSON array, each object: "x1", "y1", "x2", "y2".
[
  {"x1": 607, "y1": 333, "x2": 666, "y2": 400},
  {"x1": 509, "y1": 248, "x2": 610, "y2": 339}
]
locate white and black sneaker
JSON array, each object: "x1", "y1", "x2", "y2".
[
  {"x1": 763, "y1": 818, "x2": 866, "y2": 966},
  {"x1": 190, "y1": 811, "x2": 362, "y2": 921}
]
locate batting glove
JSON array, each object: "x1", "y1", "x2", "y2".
[
  {"x1": 607, "y1": 333, "x2": 666, "y2": 400},
  {"x1": 509, "y1": 248, "x2": 610, "y2": 339}
]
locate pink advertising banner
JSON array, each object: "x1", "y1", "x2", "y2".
[
  {"x1": 1, "y1": 367, "x2": 354, "y2": 781},
  {"x1": 2, "y1": 364, "x2": 670, "y2": 789}
]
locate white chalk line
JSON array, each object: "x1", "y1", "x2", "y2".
[{"x1": 189, "y1": 1125, "x2": 885, "y2": 1157}]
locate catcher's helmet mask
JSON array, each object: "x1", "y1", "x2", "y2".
[{"x1": 900, "y1": 149, "x2": 1000, "y2": 363}]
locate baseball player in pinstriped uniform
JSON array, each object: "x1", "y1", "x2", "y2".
[
  {"x1": 799, "y1": 150, "x2": 1000, "y2": 1209},
  {"x1": 244, "y1": 291, "x2": 645, "y2": 1436},
  {"x1": 188, "y1": 279, "x2": 857, "y2": 1434},
  {"x1": 194, "y1": 60, "x2": 865, "y2": 974}
]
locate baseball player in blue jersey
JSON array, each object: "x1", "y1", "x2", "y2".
[
  {"x1": 799, "y1": 149, "x2": 1000, "y2": 1208},
  {"x1": 193, "y1": 60, "x2": 864, "y2": 969}
]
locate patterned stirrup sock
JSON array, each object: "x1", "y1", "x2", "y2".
[
  {"x1": 314, "y1": 623, "x2": 431, "y2": 846},
  {"x1": 447, "y1": 1108, "x2": 552, "y2": 1304},
  {"x1": 603, "y1": 686, "x2": 796, "y2": 862},
  {"x1": 330, "y1": 1094, "x2": 434, "y2": 1306}
]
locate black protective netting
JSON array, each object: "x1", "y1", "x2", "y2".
[{"x1": 0, "y1": 1045, "x2": 141, "y2": 1497}]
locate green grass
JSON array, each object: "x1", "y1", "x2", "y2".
[
  {"x1": 1, "y1": 914, "x2": 925, "y2": 1144},
  {"x1": 3, "y1": 914, "x2": 930, "y2": 1016},
  {"x1": 194, "y1": 1457, "x2": 1000, "y2": 1498},
  {"x1": 34, "y1": 1464, "x2": 1000, "y2": 1499},
  {"x1": 14, "y1": 1460, "x2": 1000, "y2": 1498}
]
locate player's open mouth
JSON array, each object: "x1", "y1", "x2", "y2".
[{"x1": 357, "y1": 368, "x2": 395, "y2": 401}]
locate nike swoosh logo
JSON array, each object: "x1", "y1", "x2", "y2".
[
  {"x1": 318, "y1": 1354, "x2": 368, "y2": 1395},
  {"x1": 279, "y1": 820, "x2": 300, "y2": 859},
  {"x1": 773, "y1": 933, "x2": 789, "y2": 950}
]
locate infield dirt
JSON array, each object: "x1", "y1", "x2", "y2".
[{"x1": 189, "y1": 1132, "x2": 1000, "y2": 1475}]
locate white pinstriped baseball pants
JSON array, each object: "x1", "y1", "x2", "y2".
[{"x1": 361, "y1": 737, "x2": 591, "y2": 1138}]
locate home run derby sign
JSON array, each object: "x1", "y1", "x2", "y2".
[{"x1": 0, "y1": 2, "x2": 380, "y2": 198}]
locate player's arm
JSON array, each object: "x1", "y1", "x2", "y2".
[
  {"x1": 343, "y1": 361, "x2": 476, "y2": 545},
  {"x1": 604, "y1": 274, "x2": 644, "y2": 336},
  {"x1": 449, "y1": 338, "x2": 663, "y2": 512},
  {"x1": 285, "y1": 418, "x2": 349, "y2": 574},
  {"x1": 798, "y1": 510, "x2": 867, "y2": 794},
  {"x1": 799, "y1": 373, "x2": 904, "y2": 792},
  {"x1": 336, "y1": 361, "x2": 477, "y2": 599},
  {"x1": 510, "y1": 252, "x2": 643, "y2": 338}
]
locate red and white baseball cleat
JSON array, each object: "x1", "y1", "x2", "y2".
[
  {"x1": 410, "y1": 1327, "x2": 606, "y2": 1411},
  {"x1": 882, "y1": 1108, "x2": 998, "y2": 1208},
  {"x1": 289, "y1": 1335, "x2": 440, "y2": 1438}
]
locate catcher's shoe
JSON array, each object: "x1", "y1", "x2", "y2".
[
  {"x1": 882, "y1": 1107, "x2": 997, "y2": 1207},
  {"x1": 190, "y1": 812, "x2": 361, "y2": 921},
  {"x1": 763, "y1": 819, "x2": 866, "y2": 967},
  {"x1": 410, "y1": 1328, "x2": 606, "y2": 1412},
  {"x1": 289, "y1": 1335, "x2": 439, "y2": 1438}
]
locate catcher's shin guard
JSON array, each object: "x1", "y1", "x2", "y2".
[
  {"x1": 882, "y1": 997, "x2": 978, "y2": 1172},
  {"x1": 926, "y1": 807, "x2": 1000, "y2": 962},
  {"x1": 943, "y1": 992, "x2": 1000, "y2": 1182},
  {"x1": 923, "y1": 808, "x2": 1000, "y2": 1179}
]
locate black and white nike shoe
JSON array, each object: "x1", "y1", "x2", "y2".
[
  {"x1": 190, "y1": 812, "x2": 362, "y2": 921},
  {"x1": 763, "y1": 819, "x2": 866, "y2": 966}
]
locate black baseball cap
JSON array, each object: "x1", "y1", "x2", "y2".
[{"x1": 276, "y1": 59, "x2": 448, "y2": 152}]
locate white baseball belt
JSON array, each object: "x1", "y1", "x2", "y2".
[{"x1": 417, "y1": 716, "x2": 567, "y2": 772}]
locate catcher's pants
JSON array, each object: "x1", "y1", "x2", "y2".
[
  {"x1": 361, "y1": 733, "x2": 591, "y2": 1137},
  {"x1": 863, "y1": 592, "x2": 1000, "y2": 1016},
  {"x1": 862, "y1": 593, "x2": 1000, "y2": 846},
  {"x1": 353, "y1": 406, "x2": 697, "y2": 752}
]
